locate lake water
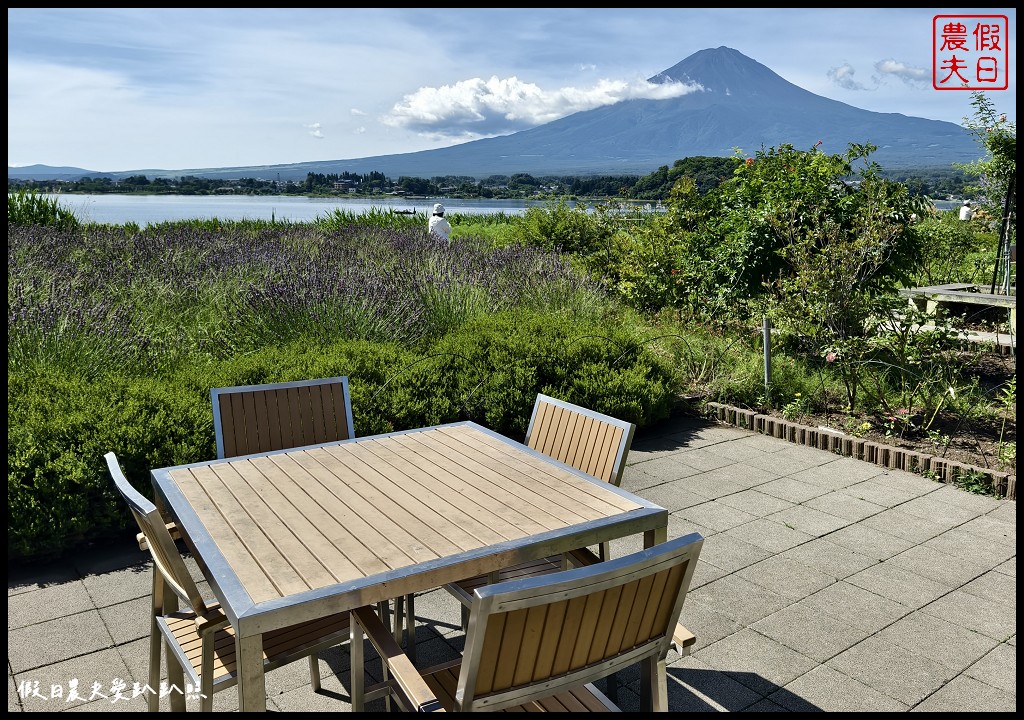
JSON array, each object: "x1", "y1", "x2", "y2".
[
  {"x1": 42, "y1": 194, "x2": 558, "y2": 226},
  {"x1": 41, "y1": 193, "x2": 962, "y2": 226}
]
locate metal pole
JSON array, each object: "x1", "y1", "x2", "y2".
[
  {"x1": 763, "y1": 317, "x2": 772, "y2": 394},
  {"x1": 991, "y1": 174, "x2": 1015, "y2": 295}
]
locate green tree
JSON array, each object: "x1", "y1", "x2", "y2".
[{"x1": 956, "y1": 91, "x2": 1016, "y2": 218}]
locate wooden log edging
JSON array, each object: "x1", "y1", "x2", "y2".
[{"x1": 705, "y1": 402, "x2": 1016, "y2": 501}]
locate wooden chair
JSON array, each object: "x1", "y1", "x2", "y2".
[
  {"x1": 444, "y1": 394, "x2": 695, "y2": 655},
  {"x1": 350, "y1": 532, "x2": 704, "y2": 712},
  {"x1": 444, "y1": 394, "x2": 635, "y2": 609},
  {"x1": 210, "y1": 376, "x2": 417, "y2": 662},
  {"x1": 211, "y1": 376, "x2": 356, "y2": 459},
  {"x1": 105, "y1": 452, "x2": 352, "y2": 711}
]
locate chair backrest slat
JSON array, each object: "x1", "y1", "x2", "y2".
[
  {"x1": 459, "y1": 532, "x2": 703, "y2": 711},
  {"x1": 525, "y1": 394, "x2": 635, "y2": 486},
  {"x1": 212, "y1": 377, "x2": 355, "y2": 459},
  {"x1": 104, "y1": 452, "x2": 208, "y2": 613}
]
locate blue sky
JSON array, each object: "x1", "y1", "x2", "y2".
[{"x1": 8, "y1": 8, "x2": 1017, "y2": 173}]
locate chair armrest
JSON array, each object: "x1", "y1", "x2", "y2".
[
  {"x1": 195, "y1": 604, "x2": 230, "y2": 634},
  {"x1": 352, "y1": 606, "x2": 443, "y2": 712},
  {"x1": 137, "y1": 522, "x2": 182, "y2": 551},
  {"x1": 672, "y1": 623, "x2": 697, "y2": 655},
  {"x1": 567, "y1": 546, "x2": 602, "y2": 567}
]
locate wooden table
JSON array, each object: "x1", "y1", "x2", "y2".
[{"x1": 151, "y1": 421, "x2": 669, "y2": 712}]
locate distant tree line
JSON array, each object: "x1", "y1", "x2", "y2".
[{"x1": 6, "y1": 156, "x2": 971, "y2": 201}]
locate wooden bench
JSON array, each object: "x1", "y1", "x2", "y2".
[{"x1": 899, "y1": 283, "x2": 1016, "y2": 328}]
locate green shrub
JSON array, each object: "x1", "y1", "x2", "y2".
[
  {"x1": 8, "y1": 369, "x2": 213, "y2": 560},
  {"x1": 8, "y1": 189, "x2": 81, "y2": 229}
]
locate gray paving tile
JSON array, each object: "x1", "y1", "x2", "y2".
[
  {"x1": 624, "y1": 455, "x2": 703, "y2": 484},
  {"x1": 844, "y1": 476, "x2": 934, "y2": 507},
  {"x1": 723, "y1": 517, "x2": 815, "y2": 554},
  {"x1": 667, "y1": 446, "x2": 737, "y2": 472},
  {"x1": 959, "y1": 568, "x2": 1016, "y2": 605},
  {"x1": 911, "y1": 673, "x2": 1017, "y2": 712},
  {"x1": 779, "y1": 537, "x2": 879, "y2": 581},
  {"x1": 698, "y1": 462, "x2": 781, "y2": 492},
  {"x1": 985, "y1": 500, "x2": 1016, "y2": 524},
  {"x1": 11, "y1": 647, "x2": 134, "y2": 711},
  {"x1": 826, "y1": 635, "x2": 955, "y2": 706},
  {"x1": 715, "y1": 488, "x2": 796, "y2": 517},
  {"x1": 992, "y1": 555, "x2": 1016, "y2": 577},
  {"x1": 886, "y1": 543, "x2": 994, "y2": 588},
  {"x1": 751, "y1": 602, "x2": 870, "y2": 662},
  {"x1": 675, "y1": 597, "x2": 745, "y2": 653},
  {"x1": 681, "y1": 471, "x2": 755, "y2": 500},
  {"x1": 898, "y1": 494, "x2": 988, "y2": 526},
  {"x1": 755, "y1": 476, "x2": 831, "y2": 504},
  {"x1": 694, "y1": 628, "x2": 817, "y2": 697},
  {"x1": 928, "y1": 484, "x2": 1010, "y2": 514},
  {"x1": 675, "y1": 500, "x2": 758, "y2": 532},
  {"x1": 956, "y1": 514, "x2": 1016, "y2": 548},
  {"x1": 825, "y1": 522, "x2": 916, "y2": 561},
  {"x1": 962, "y1": 642, "x2": 1016, "y2": 694},
  {"x1": 8, "y1": 561, "x2": 80, "y2": 598},
  {"x1": 688, "y1": 575, "x2": 792, "y2": 626},
  {"x1": 81, "y1": 565, "x2": 151, "y2": 610},
  {"x1": 767, "y1": 503, "x2": 852, "y2": 537},
  {"x1": 789, "y1": 459, "x2": 881, "y2": 491},
  {"x1": 801, "y1": 581, "x2": 912, "y2": 634},
  {"x1": 803, "y1": 490, "x2": 887, "y2": 522},
  {"x1": 664, "y1": 656, "x2": 765, "y2": 711},
  {"x1": 845, "y1": 561, "x2": 950, "y2": 609},
  {"x1": 712, "y1": 438, "x2": 779, "y2": 462},
  {"x1": 688, "y1": 558, "x2": 730, "y2": 588},
  {"x1": 638, "y1": 479, "x2": 710, "y2": 511},
  {"x1": 729, "y1": 432, "x2": 796, "y2": 454},
  {"x1": 736, "y1": 556, "x2": 837, "y2": 600},
  {"x1": 687, "y1": 531, "x2": 771, "y2": 573},
  {"x1": 920, "y1": 589, "x2": 1017, "y2": 642},
  {"x1": 876, "y1": 611, "x2": 1000, "y2": 672},
  {"x1": 8, "y1": 610, "x2": 117, "y2": 675},
  {"x1": 857, "y1": 506, "x2": 954, "y2": 543},
  {"x1": 772, "y1": 664, "x2": 909, "y2": 711},
  {"x1": 923, "y1": 526, "x2": 1017, "y2": 566},
  {"x1": 97, "y1": 597, "x2": 152, "y2": 646},
  {"x1": 8, "y1": 582, "x2": 94, "y2": 630},
  {"x1": 743, "y1": 450, "x2": 823, "y2": 476}
]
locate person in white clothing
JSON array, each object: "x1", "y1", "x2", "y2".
[
  {"x1": 428, "y1": 203, "x2": 452, "y2": 241},
  {"x1": 959, "y1": 200, "x2": 974, "y2": 221}
]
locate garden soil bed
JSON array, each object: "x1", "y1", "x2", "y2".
[{"x1": 700, "y1": 351, "x2": 1016, "y2": 499}]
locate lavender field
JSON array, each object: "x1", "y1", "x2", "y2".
[{"x1": 8, "y1": 220, "x2": 610, "y2": 379}]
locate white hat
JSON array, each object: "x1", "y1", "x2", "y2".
[
  {"x1": 433, "y1": 203, "x2": 445, "y2": 214},
  {"x1": 963, "y1": 200, "x2": 971, "y2": 205}
]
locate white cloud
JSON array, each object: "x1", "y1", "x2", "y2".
[
  {"x1": 305, "y1": 122, "x2": 324, "y2": 139},
  {"x1": 381, "y1": 75, "x2": 699, "y2": 141},
  {"x1": 827, "y1": 63, "x2": 873, "y2": 91},
  {"x1": 874, "y1": 59, "x2": 928, "y2": 84}
]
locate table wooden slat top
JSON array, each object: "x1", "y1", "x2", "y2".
[{"x1": 152, "y1": 421, "x2": 666, "y2": 636}]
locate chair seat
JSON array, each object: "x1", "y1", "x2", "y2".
[
  {"x1": 160, "y1": 609, "x2": 351, "y2": 688},
  {"x1": 420, "y1": 660, "x2": 617, "y2": 712}
]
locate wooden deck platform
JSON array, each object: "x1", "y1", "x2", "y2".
[{"x1": 899, "y1": 283, "x2": 1016, "y2": 329}]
